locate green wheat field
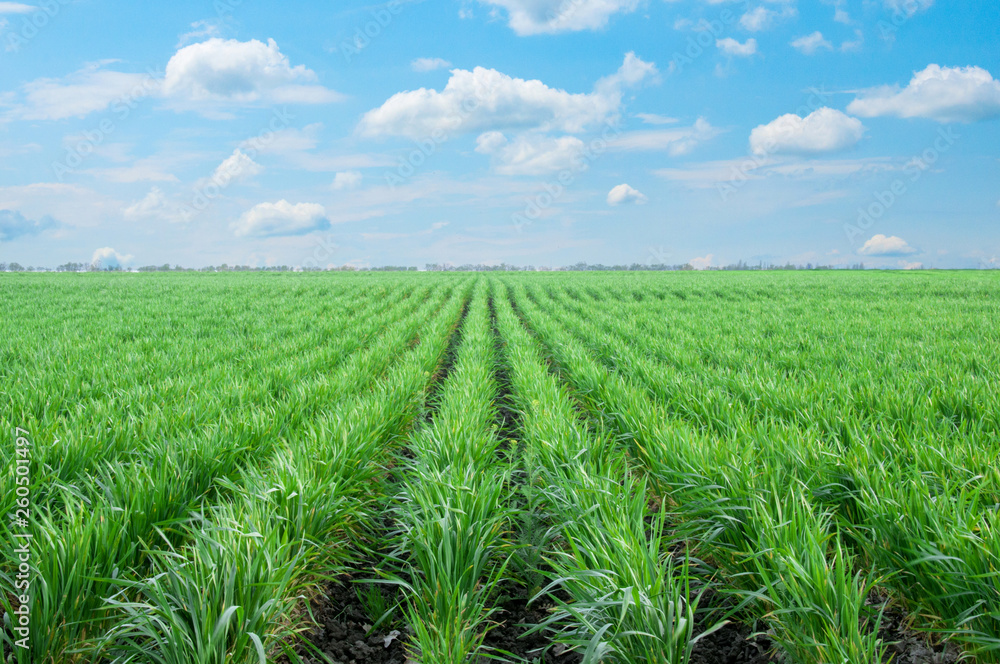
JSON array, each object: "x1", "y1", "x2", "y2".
[{"x1": 2, "y1": 271, "x2": 999, "y2": 664}]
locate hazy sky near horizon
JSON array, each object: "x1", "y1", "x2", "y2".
[{"x1": 0, "y1": 0, "x2": 998, "y2": 269}]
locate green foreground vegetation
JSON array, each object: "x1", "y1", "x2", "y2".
[{"x1": 1, "y1": 271, "x2": 998, "y2": 663}]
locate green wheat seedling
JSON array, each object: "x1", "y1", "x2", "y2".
[{"x1": 356, "y1": 582, "x2": 398, "y2": 631}]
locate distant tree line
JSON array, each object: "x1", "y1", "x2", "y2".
[
  {"x1": 423, "y1": 261, "x2": 869, "y2": 272},
  {"x1": 0, "y1": 260, "x2": 932, "y2": 273}
]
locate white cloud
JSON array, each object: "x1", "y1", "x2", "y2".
[
  {"x1": 717, "y1": 37, "x2": 757, "y2": 57},
  {"x1": 332, "y1": 171, "x2": 363, "y2": 190},
  {"x1": 475, "y1": 130, "x2": 509, "y2": 154},
  {"x1": 122, "y1": 187, "x2": 189, "y2": 224},
  {"x1": 359, "y1": 52, "x2": 656, "y2": 138},
  {"x1": 0, "y1": 209, "x2": 57, "y2": 241},
  {"x1": 9, "y1": 61, "x2": 156, "y2": 121},
  {"x1": 411, "y1": 57, "x2": 452, "y2": 72},
  {"x1": 739, "y1": 7, "x2": 770, "y2": 31},
  {"x1": 598, "y1": 51, "x2": 659, "y2": 90},
  {"x1": 635, "y1": 113, "x2": 678, "y2": 125},
  {"x1": 210, "y1": 149, "x2": 263, "y2": 185},
  {"x1": 689, "y1": 254, "x2": 715, "y2": 270},
  {"x1": 177, "y1": 19, "x2": 222, "y2": 47},
  {"x1": 750, "y1": 108, "x2": 864, "y2": 155},
  {"x1": 847, "y1": 65, "x2": 1000, "y2": 123},
  {"x1": 163, "y1": 38, "x2": 343, "y2": 106},
  {"x1": 0, "y1": 3, "x2": 33, "y2": 13},
  {"x1": 91, "y1": 247, "x2": 133, "y2": 268},
  {"x1": 475, "y1": 131, "x2": 586, "y2": 175},
  {"x1": 739, "y1": 5, "x2": 795, "y2": 32},
  {"x1": 478, "y1": 0, "x2": 640, "y2": 35},
  {"x1": 840, "y1": 30, "x2": 864, "y2": 52},
  {"x1": 858, "y1": 234, "x2": 918, "y2": 256},
  {"x1": 790, "y1": 31, "x2": 833, "y2": 55},
  {"x1": 610, "y1": 117, "x2": 722, "y2": 155},
  {"x1": 232, "y1": 200, "x2": 329, "y2": 237},
  {"x1": 884, "y1": 0, "x2": 933, "y2": 17},
  {"x1": 607, "y1": 183, "x2": 647, "y2": 205}
]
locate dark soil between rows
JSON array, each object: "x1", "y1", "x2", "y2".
[
  {"x1": 873, "y1": 593, "x2": 963, "y2": 664},
  {"x1": 479, "y1": 591, "x2": 582, "y2": 664},
  {"x1": 690, "y1": 622, "x2": 774, "y2": 664},
  {"x1": 284, "y1": 578, "x2": 408, "y2": 664}
]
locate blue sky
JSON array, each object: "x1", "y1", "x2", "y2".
[{"x1": 0, "y1": 0, "x2": 997, "y2": 269}]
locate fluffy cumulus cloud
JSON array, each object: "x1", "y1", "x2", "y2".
[
  {"x1": 749, "y1": 108, "x2": 864, "y2": 156},
  {"x1": 411, "y1": 57, "x2": 452, "y2": 72},
  {"x1": 163, "y1": 38, "x2": 343, "y2": 105},
  {"x1": 858, "y1": 234, "x2": 918, "y2": 256},
  {"x1": 231, "y1": 200, "x2": 329, "y2": 237},
  {"x1": 790, "y1": 32, "x2": 833, "y2": 55},
  {"x1": 359, "y1": 52, "x2": 657, "y2": 138},
  {"x1": 209, "y1": 149, "x2": 263, "y2": 185},
  {"x1": 717, "y1": 38, "x2": 757, "y2": 57},
  {"x1": 606, "y1": 183, "x2": 647, "y2": 205},
  {"x1": 332, "y1": 171, "x2": 363, "y2": 189},
  {"x1": 0, "y1": 209, "x2": 58, "y2": 241},
  {"x1": 478, "y1": 0, "x2": 641, "y2": 36},
  {"x1": 91, "y1": 247, "x2": 134, "y2": 268},
  {"x1": 847, "y1": 65, "x2": 1000, "y2": 123},
  {"x1": 475, "y1": 131, "x2": 586, "y2": 175}
]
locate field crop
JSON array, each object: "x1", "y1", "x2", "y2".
[{"x1": 1, "y1": 271, "x2": 998, "y2": 664}]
